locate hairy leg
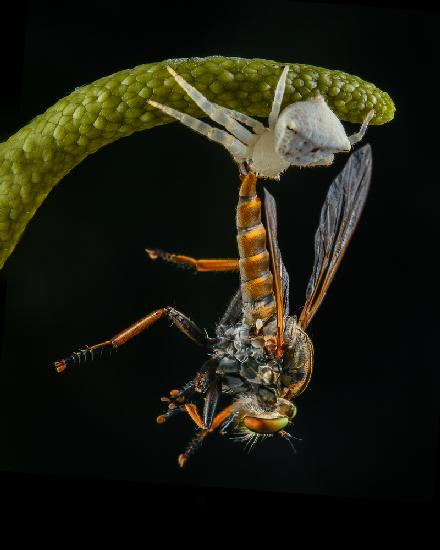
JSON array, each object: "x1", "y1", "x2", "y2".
[
  {"x1": 54, "y1": 307, "x2": 207, "y2": 372},
  {"x1": 146, "y1": 248, "x2": 239, "y2": 272},
  {"x1": 177, "y1": 403, "x2": 237, "y2": 467}
]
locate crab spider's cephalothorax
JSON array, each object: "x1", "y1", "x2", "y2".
[{"x1": 148, "y1": 66, "x2": 374, "y2": 179}]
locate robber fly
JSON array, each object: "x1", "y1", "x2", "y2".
[{"x1": 55, "y1": 144, "x2": 372, "y2": 467}]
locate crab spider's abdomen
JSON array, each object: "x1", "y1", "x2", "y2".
[{"x1": 275, "y1": 96, "x2": 351, "y2": 166}]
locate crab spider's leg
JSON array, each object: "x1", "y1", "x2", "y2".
[
  {"x1": 148, "y1": 100, "x2": 248, "y2": 160},
  {"x1": 349, "y1": 108, "x2": 375, "y2": 146},
  {"x1": 307, "y1": 155, "x2": 335, "y2": 167},
  {"x1": 224, "y1": 107, "x2": 265, "y2": 135},
  {"x1": 166, "y1": 66, "x2": 256, "y2": 145},
  {"x1": 268, "y1": 65, "x2": 290, "y2": 130}
]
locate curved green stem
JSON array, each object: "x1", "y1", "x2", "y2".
[{"x1": 0, "y1": 56, "x2": 395, "y2": 269}]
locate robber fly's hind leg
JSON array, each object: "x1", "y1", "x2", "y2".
[
  {"x1": 146, "y1": 248, "x2": 239, "y2": 273},
  {"x1": 54, "y1": 307, "x2": 208, "y2": 372}
]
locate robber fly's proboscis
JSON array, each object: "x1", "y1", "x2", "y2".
[{"x1": 55, "y1": 145, "x2": 372, "y2": 467}]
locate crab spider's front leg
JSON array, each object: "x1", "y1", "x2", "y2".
[
  {"x1": 147, "y1": 99, "x2": 248, "y2": 162},
  {"x1": 349, "y1": 108, "x2": 375, "y2": 146},
  {"x1": 166, "y1": 66, "x2": 261, "y2": 144},
  {"x1": 268, "y1": 65, "x2": 290, "y2": 130},
  {"x1": 166, "y1": 66, "x2": 266, "y2": 135}
]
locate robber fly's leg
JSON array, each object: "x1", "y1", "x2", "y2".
[
  {"x1": 146, "y1": 248, "x2": 239, "y2": 273},
  {"x1": 156, "y1": 404, "x2": 187, "y2": 424},
  {"x1": 160, "y1": 380, "x2": 196, "y2": 404},
  {"x1": 219, "y1": 410, "x2": 240, "y2": 435},
  {"x1": 54, "y1": 307, "x2": 207, "y2": 373},
  {"x1": 177, "y1": 403, "x2": 237, "y2": 467},
  {"x1": 158, "y1": 400, "x2": 209, "y2": 467}
]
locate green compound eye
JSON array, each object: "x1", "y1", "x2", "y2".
[{"x1": 243, "y1": 416, "x2": 289, "y2": 434}]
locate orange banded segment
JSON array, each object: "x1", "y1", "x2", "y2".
[
  {"x1": 236, "y1": 196, "x2": 262, "y2": 229},
  {"x1": 241, "y1": 273, "x2": 274, "y2": 302},
  {"x1": 239, "y1": 251, "x2": 270, "y2": 282},
  {"x1": 243, "y1": 301, "x2": 277, "y2": 325},
  {"x1": 237, "y1": 226, "x2": 267, "y2": 258},
  {"x1": 239, "y1": 172, "x2": 258, "y2": 198}
]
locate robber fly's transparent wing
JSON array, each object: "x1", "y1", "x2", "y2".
[
  {"x1": 281, "y1": 259, "x2": 290, "y2": 318},
  {"x1": 298, "y1": 144, "x2": 373, "y2": 329},
  {"x1": 219, "y1": 289, "x2": 243, "y2": 327},
  {"x1": 264, "y1": 188, "x2": 290, "y2": 352}
]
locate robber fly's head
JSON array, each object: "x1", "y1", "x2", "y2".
[{"x1": 233, "y1": 394, "x2": 297, "y2": 437}]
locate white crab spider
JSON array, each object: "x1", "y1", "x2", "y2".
[{"x1": 148, "y1": 65, "x2": 374, "y2": 180}]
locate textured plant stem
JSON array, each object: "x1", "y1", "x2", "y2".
[{"x1": 0, "y1": 56, "x2": 395, "y2": 269}]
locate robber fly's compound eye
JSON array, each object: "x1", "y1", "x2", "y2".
[
  {"x1": 243, "y1": 416, "x2": 289, "y2": 434},
  {"x1": 278, "y1": 401, "x2": 297, "y2": 419}
]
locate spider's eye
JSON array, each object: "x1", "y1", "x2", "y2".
[{"x1": 242, "y1": 416, "x2": 289, "y2": 434}]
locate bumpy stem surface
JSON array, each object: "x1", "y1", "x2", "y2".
[{"x1": 0, "y1": 56, "x2": 395, "y2": 269}]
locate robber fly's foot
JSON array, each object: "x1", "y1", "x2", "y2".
[
  {"x1": 178, "y1": 454, "x2": 187, "y2": 468},
  {"x1": 159, "y1": 381, "x2": 195, "y2": 407},
  {"x1": 145, "y1": 248, "x2": 160, "y2": 261},
  {"x1": 156, "y1": 401, "x2": 186, "y2": 425},
  {"x1": 177, "y1": 429, "x2": 209, "y2": 468},
  {"x1": 156, "y1": 389, "x2": 189, "y2": 425},
  {"x1": 169, "y1": 388, "x2": 186, "y2": 403},
  {"x1": 156, "y1": 381, "x2": 196, "y2": 429},
  {"x1": 54, "y1": 342, "x2": 116, "y2": 373},
  {"x1": 158, "y1": 388, "x2": 186, "y2": 408},
  {"x1": 55, "y1": 360, "x2": 68, "y2": 373}
]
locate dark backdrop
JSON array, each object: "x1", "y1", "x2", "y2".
[{"x1": 0, "y1": 0, "x2": 438, "y2": 513}]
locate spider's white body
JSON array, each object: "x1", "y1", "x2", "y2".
[{"x1": 148, "y1": 66, "x2": 373, "y2": 179}]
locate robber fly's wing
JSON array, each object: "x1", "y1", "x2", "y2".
[
  {"x1": 264, "y1": 188, "x2": 290, "y2": 352},
  {"x1": 219, "y1": 289, "x2": 243, "y2": 327},
  {"x1": 263, "y1": 188, "x2": 290, "y2": 318},
  {"x1": 298, "y1": 144, "x2": 372, "y2": 330},
  {"x1": 281, "y1": 258, "x2": 290, "y2": 318}
]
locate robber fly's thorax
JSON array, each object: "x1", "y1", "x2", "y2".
[
  {"x1": 213, "y1": 320, "x2": 279, "y2": 404},
  {"x1": 212, "y1": 313, "x2": 313, "y2": 406}
]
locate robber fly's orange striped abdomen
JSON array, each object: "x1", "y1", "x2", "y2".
[{"x1": 237, "y1": 173, "x2": 276, "y2": 325}]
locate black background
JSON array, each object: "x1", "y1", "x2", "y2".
[{"x1": 0, "y1": 0, "x2": 438, "y2": 523}]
